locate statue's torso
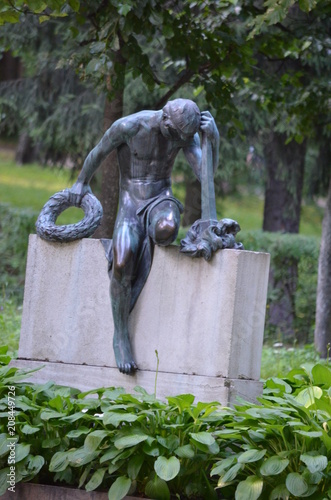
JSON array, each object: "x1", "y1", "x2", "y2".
[{"x1": 118, "y1": 132, "x2": 179, "y2": 180}]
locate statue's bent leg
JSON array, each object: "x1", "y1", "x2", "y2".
[
  {"x1": 148, "y1": 200, "x2": 181, "y2": 246},
  {"x1": 111, "y1": 222, "x2": 142, "y2": 375}
]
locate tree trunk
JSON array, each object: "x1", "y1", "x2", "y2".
[
  {"x1": 15, "y1": 132, "x2": 37, "y2": 164},
  {"x1": 263, "y1": 132, "x2": 306, "y2": 341},
  {"x1": 315, "y1": 177, "x2": 331, "y2": 357},
  {"x1": 93, "y1": 90, "x2": 123, "y2": 239},
  {"x1": 263, "y1": 132, "x2": 306, "y2": 233},
  {"x1": 0, "y1": 51, "x2": 22, "y2": 81},
  {"x1": 182, "y1": 178, "x2": 202, "y2": 226}
]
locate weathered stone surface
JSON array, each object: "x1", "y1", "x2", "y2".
[
  {"x1": 14, "y1": 358, "x2": 263, "y2": 404},
  {"x1": 17, "y1": 235, "x2": 269, "y2": 403}
]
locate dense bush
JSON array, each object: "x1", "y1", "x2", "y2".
[
  {"x1": 0, "y1": 348, "x2": 330, "y2": 499},
  {"x1": 240, "y1": 230, "x2": 320, "y2": 345},
  {"x1": 0, "y1": 203, "x2": 37, "y2": 302}
]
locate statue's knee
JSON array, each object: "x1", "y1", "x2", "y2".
[
  {"x1": 152, "y1": 217, "x2": 179, "y2": 246},
  {"x1": 113, "y1": 251, "x2": 132, "y2": 281}
]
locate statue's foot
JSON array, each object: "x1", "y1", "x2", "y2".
[
  {"x1": 118, "y1": 359, "x2": 138, "y2": 375},
  {"x1": 113, "y1": 333, "x2": 138, "y2": 375}
]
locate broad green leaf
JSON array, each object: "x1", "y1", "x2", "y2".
[
  {"x1": 69, "y1": 448, "x2": 99, "y2": 467},
  {"x1": 84, "y1": 430, "x2": 108, "y2": 452},
  {"x1": 286, "y1": 472, "x2": 308, "y2": 497},
  {"x1": 27, "y1": 0, "x2": 47, "y2": 12},
  {"x1": 108, "y1": 463, "x2": 122, "y2": 475},
  {"x1": 90, "y1": 41, "x2": 106, "y2": 55},
  {"x1": 311, "y1": 364, "x2": 331, "y2": 387},
  {"x1": 68, "y1": 0, "x2": 80, "y2": 12},
  {"x1": 85, "y1": 467, "x2": 107, "y2": 491},
  {"x1": 157, "y1": 435, "x2": 180, "y2": 451},
  {"x1": 114, "y1": 432, "x2": 149, "y2": 450},
  {"x1": 294, "y1": 430, "x2": 322, "y2": 438},
  {"x1": 300, "y1": 452, "x2": 328, "y2": 473},
  {"x1": 167, "y1": 394, "x2": 195, "y2": 411},
  {"x1": 305, "y1": 471, "x2": 323, "y2": 485},
  {"x1": 0, "y1": 433, "x2": 10, "y2": 457},
  {"x1": 270, "y1": 484, "x2": 290, "y2": 499},
  {"x1": 127, "y1": 455, "x2": 144, "y2": 480},
  {"x1": 145, "y1": 473, "x2": 170, "y2": 500},
  {"x1": 42, "y1": 438, "x2": 61, "y2": 448},
  {"x1": 175, "y1": 444, "x2": 195, "y2": 459},
  {"x1": 100, "y1": 448, "x2": 122, "y2": 463},
  {"x1": 248, "y1": 429, "x2": 267, "y2": 442},
  {"x1": 260, "y1": 456, "x2": 289, "y2": 476},
  {"x1": 40, "y1": 409, "x2": 66, "y2": 420},
  {"x1": 214, "y1": 429, "x2": 243, "y2": 439},
  {"x1": 62, "y1": 412, "x2": 86, "y2": 423},
  {"x1": 238, "y1": 449, "x2": 266, "y2": 463},
  {"x1": 142, "y1": 441, "x2": 160, "y2": 457},
  {"x1": 189, "y1": 431, "x2": 215, "y2": 446},
  {"x1": 21, "y1": 424, "x2": 40, "y2": 435},
  {"x1": 26, "y1": 454, "x2": 45, "y2": 475},
  {"x1": 112, "y1": 448, "x2": 135, "y2": 464},
  {"x1": 79, "y1": 467, "x2": 90, "y2": 488},
  {"x1": 211, "y1": 456, "x2": 237, "y2": 476},
  {"x1": 0, "y1": 11, "x2": 20, "y2": 24},
  {"x1": 14, "y1": 396, "x2": 39, "y2": 411},
  {"x1": 245, "y1": 407, "x2": 291, "y2": 419},
  {"x1": 0, "y1": 468, "x2": 11, "y2": 495},
  {"x1": 15, "y1": 443, "x2": 30, "y2": 462},
  {"x1": 76, "y1": 398, "x2": 100, "y2": 410},
  {"x1": 103, "y1": 412, "x2": 138, "y2": 427},
  {"x1": 49, "y1": 394, "x2": 64, "y2": 412},
  {"x1": 300, "y1": 485, "x2": 318, "y2": 497},
  {"x1": 218, "y1": 463, "x2": 243, "y2": 487},
  {"x1": 108, "y1": 476, "x2": 131, "y2": 500},
  {"x1": 295, "y1": 387, "x2": 323, "y2": 407},
  {"x1": 49, "y1": 451, "x2": 70, "y2": 472},
  {"x1": 235, "y1": 476, "x2": 263, "y2": 500},
  {"x1": 266, "y1": 378, "x2": 292, "y2": 393},
  {"x1": 118, "y1": 4, "x2": 131, "y2": 16},
  {"x1": 154, "y1": 456, "x2": 180, "y2": 481},
  {"x1": 67, "y1": 426, "x2": 90, "y2": 438}
]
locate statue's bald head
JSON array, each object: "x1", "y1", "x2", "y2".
[{"x1": 162, "y1": 99, "x2": 201, "y2": 136}]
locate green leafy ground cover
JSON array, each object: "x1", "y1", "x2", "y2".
[{"x1": 0, "y1": 349, "x2": 330, "y2": 499}]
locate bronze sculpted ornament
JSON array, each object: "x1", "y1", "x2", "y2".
[{"x1": 36, "y1": 99, "x2": 242, "y2": 374}]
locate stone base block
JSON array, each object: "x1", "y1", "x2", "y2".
[{"x1": 16, "y1": 235, "x2": 269, "y2": 403}]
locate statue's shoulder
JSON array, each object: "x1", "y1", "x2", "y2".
[{"x1": 114, "y1": 110, "x2": 159, "y2": 136}]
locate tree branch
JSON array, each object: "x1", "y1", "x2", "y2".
[{"x1": 153, "y1": 61, "x2": 212, "y2": 109}]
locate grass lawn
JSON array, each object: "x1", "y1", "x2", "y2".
[{"x1": 0, "y1": 152, "x2": 84, "y2": 224}]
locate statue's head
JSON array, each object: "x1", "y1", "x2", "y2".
[{"x1": 161, "y1": 99, "x2": 201, "y2": 140}]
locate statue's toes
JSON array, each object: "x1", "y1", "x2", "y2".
[{"x1": 119, "y1": 361, "x2": 138, "y2": 375}]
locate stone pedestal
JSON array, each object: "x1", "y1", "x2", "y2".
[{"x1": 15, "y1": 235, "x2": 270, "y2": 404}]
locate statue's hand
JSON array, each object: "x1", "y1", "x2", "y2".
[
  {"x1": 200, "y1": 111, "x2": 219, "y2": 141},
  {"x1": 68, "y1": 181, "x2": 92, "y2": 206}
]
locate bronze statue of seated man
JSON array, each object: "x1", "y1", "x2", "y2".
[{"x1": 69, "y1": 99, "x2": 220, "y2": 374}]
